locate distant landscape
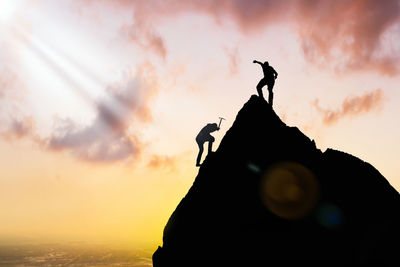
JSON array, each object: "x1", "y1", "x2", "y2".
[{"x1": 0, "y1": 242, "x2": 152, "y2": 267}]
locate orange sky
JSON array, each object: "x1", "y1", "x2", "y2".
[{"x1": 1, "y1": 0, "x2": 400, "y2": 249}]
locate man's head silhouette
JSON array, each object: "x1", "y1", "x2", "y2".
[{"x1": 264, "y1": 61, "x2": 269, "y2": 66}]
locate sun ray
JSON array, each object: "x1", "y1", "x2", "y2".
[{"x1": 13, "y1": 26, "x2": 95, "y2": 106}]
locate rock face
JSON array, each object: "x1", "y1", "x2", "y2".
[{"x1": 153, "y1": 95, "x2": 400, "y2": 266}]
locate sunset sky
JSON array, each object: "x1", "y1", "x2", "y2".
[{"x1": 1, "y1": 0, "x2": 400, "y2": 250}]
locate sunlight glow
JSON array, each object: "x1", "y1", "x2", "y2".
[{"x1": 0, "y1": 0, "x2": 20, "y2": 22}]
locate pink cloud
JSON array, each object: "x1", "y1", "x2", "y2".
[
  {"x1": 224, "y1": 46, "x2": 240, "y2": 75},
  {"x1": 0, "y1": 67, "x2": 26, "y2": 102},
  {"x1": 120, "y1": 23, "x2": 167, "y2": 60},
  {"x1": 0, "y1": 63, "x2": 157, "y2": 164},
  {"x1": 295, "y1": 0, "x2": 400, "y2": 75},
  {"x1": 313, "y1": 88, "x2": 384, "y2": 125},
  {"x1": 45, "y1": 63, "x2": 158, "y2": 163},
  {"x1": 0, "y1": 69, "x2": 17, "y2": 99},
  {"x1": 147, "y1": 154, "x2": 177, "y2": 172},
  {"x1": 80, "y1": 0, "x2": 400, "y2": 75},
  {"x1": 1, "y1": 117, "x2": 35, "y2": 141}
]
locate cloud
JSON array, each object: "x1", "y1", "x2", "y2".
[
  {"x1": 0, "y1": 69, "x2": 17, "y2": 99},
  {"x1": 0, "y1": 117, "x2": 36, "y2": 141},
  {"x1": 114, "y1": 0, "x2": 291, "y2": 31},
  {"x1": 313, "y1": 88, "x2": 384, "y2": 125},
  {"x1": 82, "y1": 0, "x2": 400, "y2": 75},
  {"x1": 147, "y1": 154, "x2": 178, "y2": 172},
  {"x1": 224, "y1": 46, "x2": 240, "y2": 75},
  {"x1": 295, "y1": 0, "x2": 400, "y2": 75},
  {"x1": 0, "y1": 67, "x2": 26, "y2": 102},
  {"x1": 120, "y1": 23, "x2": 167, "y2": 60},
  {"x1": 45, "y1": 63, "x2": 159, "y2": 163}
]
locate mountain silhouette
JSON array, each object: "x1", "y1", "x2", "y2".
[{"x1": 153, "y1": 95, "x2": 400, "y2": 266}]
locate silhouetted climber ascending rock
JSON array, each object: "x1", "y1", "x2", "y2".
[
  {"x1": 253, "y1": 60, "x2": 278, "y2": 106},
  {"x1": 195, "y1": 122, "x2": 220, "y2": 166}
]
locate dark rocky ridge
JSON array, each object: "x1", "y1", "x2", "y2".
[{"x1": 153, "y1": 95, "x2": 400, "y2": 266}]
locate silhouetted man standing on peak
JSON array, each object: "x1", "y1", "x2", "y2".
[
  {"x1": 196, "y1": 122, "x2": 220, "y2": 167},
  {"x1": 253, "y1": 60, "x2": 278, "y2": 106}
]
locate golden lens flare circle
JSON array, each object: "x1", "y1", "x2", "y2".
[{"x1": 260, "y1": 162, "x2": 320, "y2": 220}]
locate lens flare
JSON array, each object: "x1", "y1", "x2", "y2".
[
  {"x1": 316, "y1": 203, "x2": 344, "y2": 229},
  {"x1": 260, "y1": 162, "x2": 320, "y2": 220}
]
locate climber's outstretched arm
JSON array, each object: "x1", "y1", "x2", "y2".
[{"x1": 253, "y1": 60, "x2": 262, "y2": 65}]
